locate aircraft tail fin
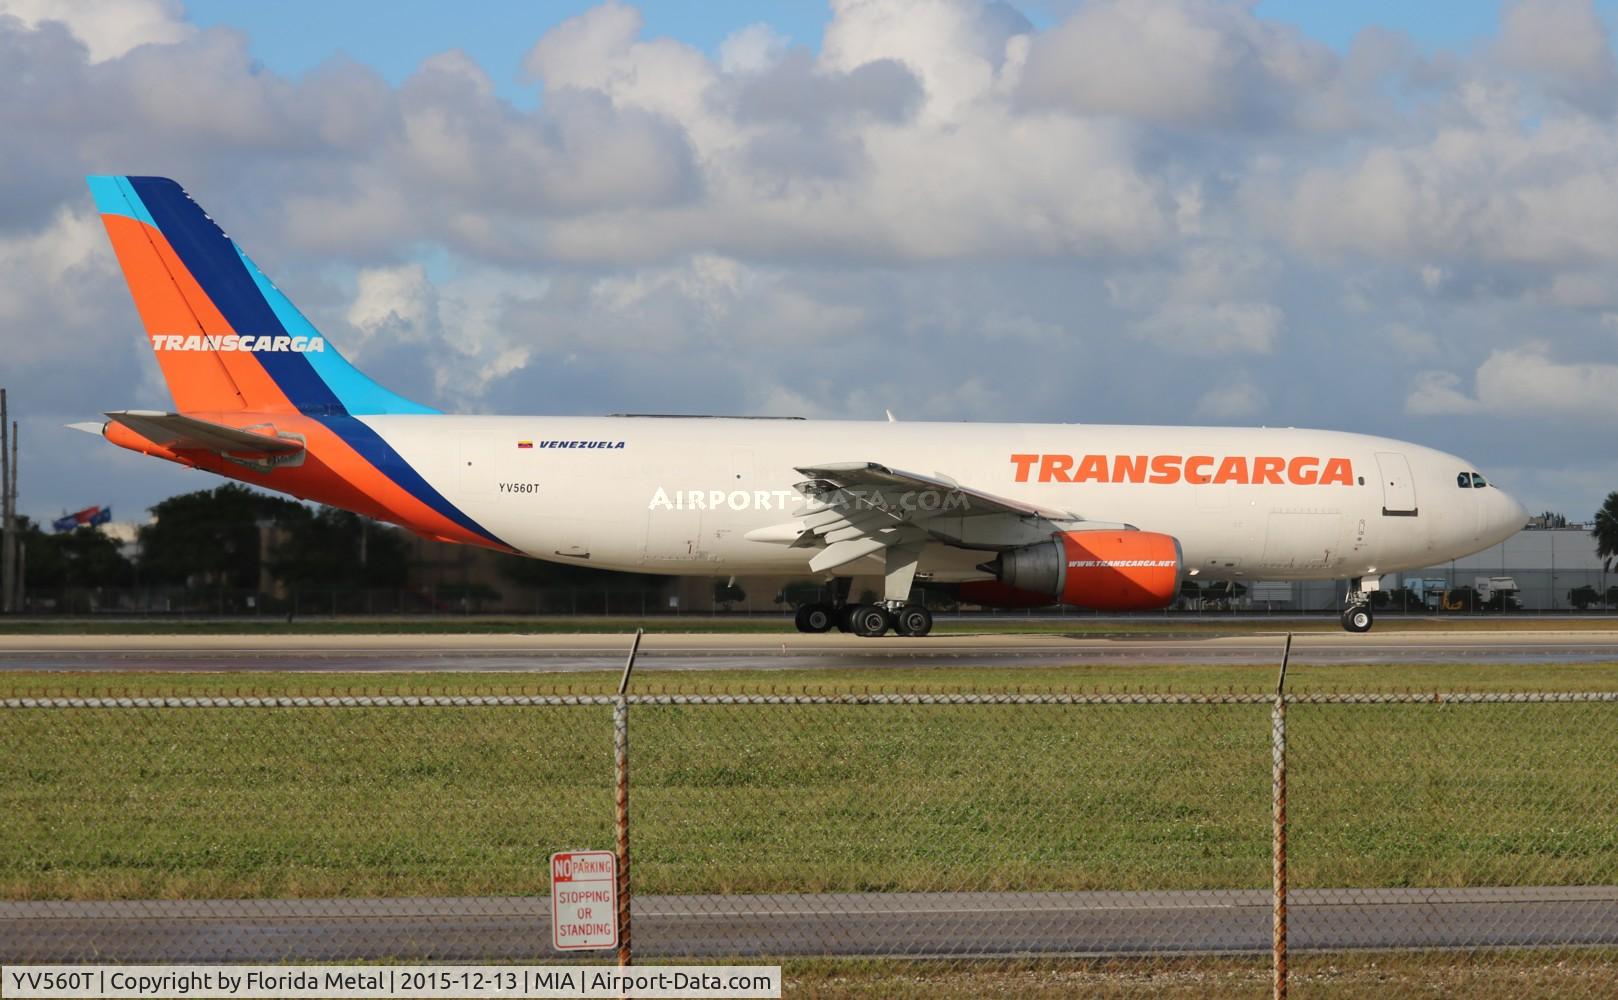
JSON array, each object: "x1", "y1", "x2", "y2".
[{"x1": 87, "y1": 175, "x2": 435, "y2": 417}]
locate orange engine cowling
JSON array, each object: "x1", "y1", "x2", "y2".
[{"x1": 979, "y1": 530, "x2": 1183, "y2": 611}]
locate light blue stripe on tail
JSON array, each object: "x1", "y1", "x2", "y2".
[
  {"x1": 86, "y1": 175, "x2": 158, "y2": 227},
  {"x1": 235, "y1": 244, "x2": 438, "y2": 416}
]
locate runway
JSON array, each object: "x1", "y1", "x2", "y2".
[
  {"x1": 5, "y1": 888, "x2": 1615, "y2": 962},
  {"x1": 2, "y1": 630, "x2": 1617, "y2": 672}
]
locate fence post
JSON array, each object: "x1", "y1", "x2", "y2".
[
  {"x1": 1272, "y1": 633, "x2": 1291, "y2": 1000},
  {"x1": 615, "y1": 629, "x2": 642, "y2": 968}
]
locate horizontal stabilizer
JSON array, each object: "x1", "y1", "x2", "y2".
[{"x1": 104, "y1": 410, "x2": 306, "y2": 456}]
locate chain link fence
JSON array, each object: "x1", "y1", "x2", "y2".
[
  {"x1": 3, "y1": 689, "x2": 1617, "y2": 997},
  {"x1": 1285, "y1": 692, "x2": 1618, "y2": 997}
]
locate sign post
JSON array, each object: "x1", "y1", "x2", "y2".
[{"x1": 550, "y1": 850, "x2": 619, "y2": 952}]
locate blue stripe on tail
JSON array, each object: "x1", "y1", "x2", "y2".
[
  {"x1": 235, "y1": 244, "x2": 438, "y2": 416},
  {"x1": 126, "y1": 176, "x2": 346, "y2": 416}
]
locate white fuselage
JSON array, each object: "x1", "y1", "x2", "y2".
[{"x1": 368, "y1": 416, "x2": 1526, "y2": 584}]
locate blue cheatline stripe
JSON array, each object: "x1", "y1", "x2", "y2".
[
  {"x1": 126, "y1": 175, "x2": 344, "y2": 416},
  {"x1": 86, "y1": 176, "x2": 157, "y2": 226},
  {"x1": 234, "y1": 244, "x2": 439, "y2": 416},
  {"x1": 321, "y1": 415, "x2": 507, "y2": 548}
]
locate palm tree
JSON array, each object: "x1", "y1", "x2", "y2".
[{"x1": 1594, "y1": 492, "x2": 1618, "y2": 574}]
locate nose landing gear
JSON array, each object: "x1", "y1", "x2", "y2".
[
  {"x1": 1341, "y1": 604, "x2": 1373, "y2": 633},
  {"x1": 1341, "y1": 578, "x2": 1374, "y2": 633}
]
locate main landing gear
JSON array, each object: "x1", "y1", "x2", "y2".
[
  {"x1": 792, "y1": 574, "x2": 935, "y2": 637},
  {"x1": 1340, "y1": 578, "x2": 1374, "y2": 633},
  {"x1": 793, "y1": 603, "x2": 834, "y2": 633},
  {"x1": 793, "y1": 601, "x2": 934, "y2": 637}
]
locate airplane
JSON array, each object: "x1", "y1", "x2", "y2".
[{"x1": 77, "y1": 175, "x2": 1527, "y2": 636}]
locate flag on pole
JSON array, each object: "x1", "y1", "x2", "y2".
[{"x1": 53, "y1": 505, "x2": 112, "y2": 532}]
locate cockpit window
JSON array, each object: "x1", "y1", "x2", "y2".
[
  {"x1": 1471, "y1": 473, "x2": 1487, "y2": 488},
  {"x1": 1457, "y1": 473, "x2": 1472, "y2": 488}
]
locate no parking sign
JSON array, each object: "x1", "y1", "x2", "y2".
[{"x1": 550, "y1": 851, "x2": 619, "y2": 951}]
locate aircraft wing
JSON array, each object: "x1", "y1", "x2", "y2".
[
  {"x1": 794, "y1": 462, "x2": 1073, "y2": 521},
  {"x1": 772, "y1": 461, "x2": 1127, "y2": 573},
  {"x1": 103, "y1": 410, "x2": 306, "y2": 456}
]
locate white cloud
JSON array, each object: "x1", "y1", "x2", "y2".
[
  {"x1": 0, "y1": 207, "x2": 122, "y2": 362},
  {"x1": 1498, "y1": 0, "x2": 1617, "y2": 113},
  {"x1": 820, "y1": 0, "x2": 1029, "y2": 119},
  {"x1": 1112, "y1": 244, "x2": 1285, "y2": 355},
  {"x1": 1282, "y1": 116, "x2": 1618, "y2": 266},
  {"x1": 1409, "y1": 347, "x2": 1618, "y2": 417},
  {"x1": 0, "y1": 0, "x2": 193, "y2": 62},
  {"x1": 346, "y1": 264, "x2": 438, "y2": 348},
  {"x1": 520, "y1": 2, "x2": 643, "y2": 92},
  {"x1": 1381, "y1": 322, "x2": 1441, "y2": 360},
  {"x1": 719, "y1": 23, "x2": 789, "y2": 75},
  {"x1": 1017, "y1": 0, "x2": 1349, "y2": 129},
  {"x1": 1193, "y1": 378, "x2": 1267, "y2": 421},
  {"x1": 1136, "y1": 301, "x2": 1283, "y2": 355},
  {"x1": 520, "y1": 2, "x2": 716, "y2": 125},
  {"x1": 1475, "y1": 344, "x2": 1618, "y2": 416},
  {"x1": 1406, "y1": 371, "x2": 1485, "y2": 415}
]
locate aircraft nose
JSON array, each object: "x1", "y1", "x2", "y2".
[{"x1": 1491, "y1": 488, "x2": 1528, "y2": 542}]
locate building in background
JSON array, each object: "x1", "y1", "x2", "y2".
[{"x1": 1238, "y1": 526, "x2": 1608, "y2": 613}]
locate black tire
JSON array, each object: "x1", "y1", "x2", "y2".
[
  {"x1": 852, "y1": 605, "x2": 892, "y2": 637},
  {"x1": 796, "y1": 603, "x2": 833, "y2": 633},
  {"x1": 837, "y1": 604, "x2": 862, "y2": 634},
  {"x1": 893, "y1": 605, "x2": 933, "y2": 637},
  {"x1": 1342, "y1": 606, "x2": 1373, "y2": 633}
]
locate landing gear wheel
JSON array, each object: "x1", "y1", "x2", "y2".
[
  {"x1": 795, "y1": 603, "x2": 833, "y2": 633},
  {"x1": 851, "y1": 605, "x2": 892, "y2": 637},
  {"x1": 893, "y1": 605, "x2": 933, "y2": 637},
  {"x1": 1341, "y1": 606, "x2": 1373, "y2": 633},
  {"x1": 837, "y1": 604, "x2": 862, "y2": 634}
]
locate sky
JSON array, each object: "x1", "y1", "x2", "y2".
[{"x1": 2, "y1": 0, "x2": 1618, "y2": 525}]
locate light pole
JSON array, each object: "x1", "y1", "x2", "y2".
[{"x1": 0, "y1": 388, "x2": 14, "y2": 615}]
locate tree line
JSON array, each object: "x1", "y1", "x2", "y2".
[
  {"x1": 3, "y1": 483, "x2": 663, "y2": 604},
  {"x1": 5, "y1": 484, "x2": 412, "y2": 592}
]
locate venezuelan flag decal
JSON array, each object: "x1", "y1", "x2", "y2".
[{"x1": 87, "y1": 175, "x2": 511, "y2": 551}]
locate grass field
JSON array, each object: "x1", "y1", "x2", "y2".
[
  {"x1": 4, "y1": 613, "x2": 1618, "y2": 635},
  {"x1": 4, "y1": 666, "x2": 1615, "y2": 995},
  {"x1": 5, "y1": 658, "x2": 1618, "y2": 697},
  {"x1": 2, "y1": 671, "x2": 1615, "y2": 901},
  {"x1": 787, "y1": 954, "x2": 1618, "y2": 999}
]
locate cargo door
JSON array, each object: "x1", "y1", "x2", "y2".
[{"x1": 1374, "y1": 452, "x2": 1417, "y2": 517}]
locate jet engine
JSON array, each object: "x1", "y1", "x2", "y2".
[{"x1": 977, "y1": 530, "x2": 1183, "y2": 611}]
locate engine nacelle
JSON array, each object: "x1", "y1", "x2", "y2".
[{"x1": 979, "y1": 530, "x2": 1183, "y2": 611}]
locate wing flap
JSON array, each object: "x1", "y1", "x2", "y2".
[{"x1": 808, "y1": 536, "x2": 890, "y2": 573}]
